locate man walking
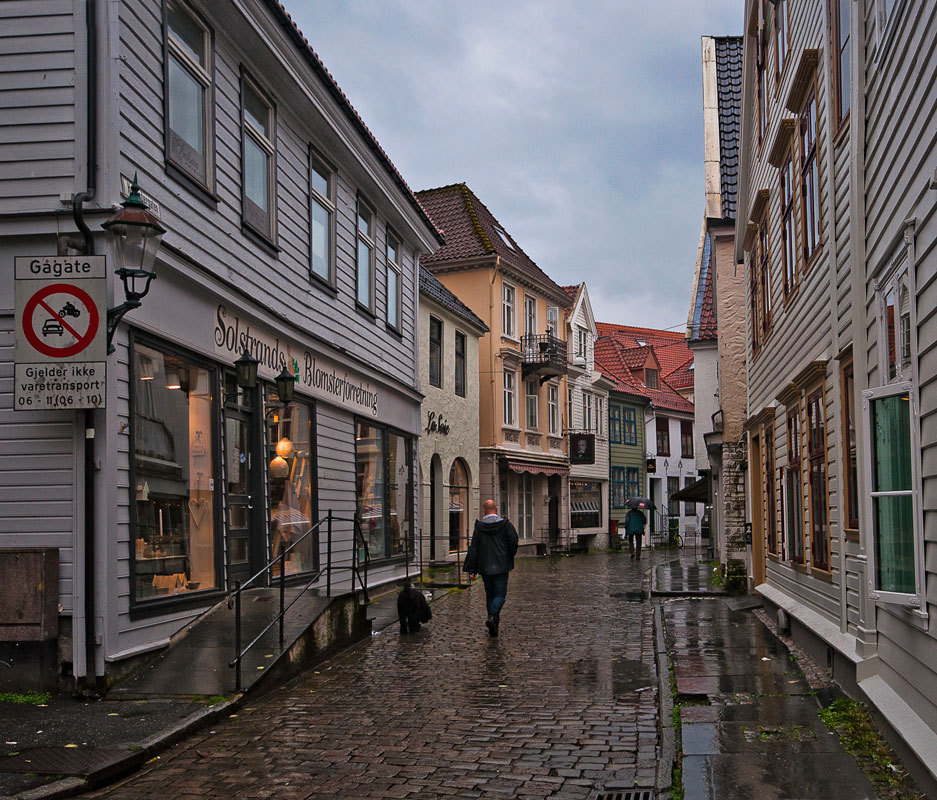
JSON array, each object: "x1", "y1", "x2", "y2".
[
  {"x1": 464, "y1": 499, "x2": 518, "y2": 637},
  {"x1": 624, "y1": 507, "x2": 646, "y2": 560}
]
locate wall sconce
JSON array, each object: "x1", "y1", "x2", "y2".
[
  {"x1": 102, "y1": 174, "x2": 165, "y2": 354},
  {"x1": 234, "y1": 348, "x2": 259, "y2": 392}
]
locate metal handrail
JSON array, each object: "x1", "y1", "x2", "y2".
[{"x1": 229, "y1": 509, "x2": 371, "y2": 691}]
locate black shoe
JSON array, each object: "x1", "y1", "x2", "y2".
[{"x1": 486, "y1": 617, "x2": 499, "y2": 637}]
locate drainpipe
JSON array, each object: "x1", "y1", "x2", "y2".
[{"x1": 489, "y1": 256, "x2": 500, "y2": 493}]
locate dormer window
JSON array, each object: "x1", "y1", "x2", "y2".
[
  {"x1": 576, "y1": 328, "x2": 588, "y2": 359},
  {"x1": 646, "y1": 368, "x2": 659, "y2": 390}
]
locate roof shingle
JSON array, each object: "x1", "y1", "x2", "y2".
[
  {"x1": 713, "y1": 36, "x2": 743, "y2": 220},
  {"x1": 419, "y1": 266, "x2": 488, "y2": 333}
]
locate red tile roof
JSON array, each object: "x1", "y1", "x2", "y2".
[
  {"x1": 416, "y1": 184, "x2": 570, "y2": 303},
  {"x1": 594, "y1": 336, "x2": 694, "y2": 415},
  {"x1": 596, "y1": 322, "x2": 695, "y2": 380},
  {"x1": 665, "y1": 356, "x2": 695, "y2": 391}
]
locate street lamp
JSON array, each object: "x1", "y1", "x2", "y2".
[
  {"x1": 234, "y1": 348, "x2": 259, "y2": 393},
  {"x1": 102, "y1": 174, "x2": 165, "y2": 353}
]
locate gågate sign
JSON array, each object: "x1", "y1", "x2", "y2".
[{"x1": 14, "y1": 256, "x2": 107, "y2": 411}]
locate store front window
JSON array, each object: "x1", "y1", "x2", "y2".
[
  {"x1": 355, "y1": 421, "x2": 413, "y2": 560},
  {"x1": 266, "y1": 390, "x2": 317, "y2": 577},
  {"x1": 131, "y1": 341, "x2": 219, "y2": 603},
  {"x1": 571, "y1": 480, "x2": 601, "y2": 528},
  {"x1": 449, "y1": 459, "x2": 469, "y2": 552}
]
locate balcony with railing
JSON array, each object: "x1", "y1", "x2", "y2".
[{"x1": 522, "y1": 333, "x2": 567, "y2": 381}]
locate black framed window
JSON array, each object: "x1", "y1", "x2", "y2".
[
  {"x1": 309, "y1": 152, "x2": 334, "y2": 284},
  {"x1": 611, "y1": 467, "x2": 626, "y2": 508},
  {"x1": 626, "y1": 467, "x2": 640, "y2": 500},
  {"x1": 240, "y1": 74, "x2": 276, "y2": 242},
  {"x1": 428, "y1": 316, "x2": 442, "y2": 388},
  {"x1": 684, "y1": 477, "x2": 697, "y2": 516},
  {"x1": 356, "y1": 198, "x2": 375, "y2": 311},
  {"x1": 355, "y1": 421, "x2": 413, "y2": 561},
  {"x1": 681, "y1": 420, "x2": 694, "y2": 458},
  {"x1": 786, "y1": 406, "x2": 805, "y2": 562},
  {"x1": 807, "y1": 388, "x2": 829, "y2": 570},
  {"x1": 385, "y1": 232, "x2": 401, "y2": 330},
  {"x1": 130, "y1": 338, "x2": 221, "y2": 605},
  {"x1": 668, "y1": 476, "x2": 680, "y2": 517},
  {"x1": 623, "y1": 406, "x2": 637, "y2": 445},
  {"x1": 454, "y1": 331, "x2": 465, "y2": 397},
  {"x1": 656, "y1": 416, "x2": 670, "y2": 456}
]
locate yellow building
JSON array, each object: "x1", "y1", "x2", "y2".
[{"x1": 416, "y1": 184, "x2": 572, "y2": 552}]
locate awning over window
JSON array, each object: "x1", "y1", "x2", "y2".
[
  {"x1": 670, "y1": 476, "x2": 709, "y2": 503},
  {"x1": 503, "y1": 459, "x2": 569, "y2": 476},
  {"x1": 571, "y1": 501, "x2": 600, "y2": 513}
]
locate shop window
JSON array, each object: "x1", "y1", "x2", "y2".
[
  {"x1": 623, "y1": 406, "x2": 637, "y2": 445},
  {"x1": 428, "y1": 316, "x2": 442, "y2": 388},
  {"x1": 786, "y1": 405, "x2": 805, "y2": 562},
  {"x1": 164, "y1": 0, "x2": 213, "y2": 190},
  {"x1": 499, "y1": 471, "x2": 511, "y2": 522},
  {"x1": 356, "y1": 198, "x2": 375, "y2": 312},
  {"x1": 807, "y1": 389, "x2": 830, "y2": 571},
  {"x1": 309, "y1": 152, "x2": 334, "y2": 284},
  {"x1": 842, "y1": 359, "x2": 860, "y2": 532},
  {"x1": 610, "y1": 404, "x2": 622, "y2": 444},
  {"x1": 355, "y1": 421, "x2": 413, "y2": 561},
  {"x1": 864, "y1": 384, "x2": 921, "y2": 604},
  {"x1": 266, "y1": 391, "x2": 316, "y2": 577},
  {"x1": 386, "y1": 232, "x2": 401, "y2": 331},
  {"x1": 454, "y1": 331, "x2": 466, "y2": 398},
  {"x1": 240, "y1": 74, "x2": 276, "y2": 242},
  {"x1": 765, "y1": 422, "x2": 779, "y2": 555},
  {"x1": 131, "y1": 341, "x2": 219, "y2": 603},
  {"x1": 656, "y1": 416, "x2": 670, "y2": 456},
  {"x1": 683, "y1": 476, "x2": 697, "y2": 516},
  {"x1": 611, "y1": 467, "x2": 626, "y2": 509},
  {"x1": 518, "y1": 472, "x2": 533, "y2": 538},
  {"x1": 681, "y1": 420, "x2": 694, "y2": 458},
  {"x1": 571, "y1": 480, "x2": 601, "y2": 529},
  {"x1": 448, "y1": 459, "x2": 469, "y2": 552}
]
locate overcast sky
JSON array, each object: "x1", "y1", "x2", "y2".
[{"x1": 286, "y1": 1, "x2": 742, "y2": 331}]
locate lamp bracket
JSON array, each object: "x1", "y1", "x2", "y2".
[{"x1": 106, "y1": 300, "x2": 141, "y2": 354}]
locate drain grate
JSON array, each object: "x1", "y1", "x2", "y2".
[
  {"x1": 0, "y1": 746, "x2": 132, "y2": 776},
  {"x1": 592, "y1": 790, "x2": 654, "y2": 800}
]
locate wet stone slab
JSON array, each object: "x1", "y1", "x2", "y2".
[
  {"x1": 682, "y1": 753, "x2": 877, "y2": 800},
  {"x1": 675, "y1": 672, "x2": 810, "y2": 698},
  {"x1": 672, "y1": 651, "x2": 790, "y2": 677},
  {"x1": 681, "y1": 719, "x2": 840, "y2": 755},
  {"x1": 680, "y1": 695, "x2": 822, "y2": 725}
]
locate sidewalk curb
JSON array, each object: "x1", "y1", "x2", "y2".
[{"x1": 653, "y1": 604, "x2": 675, "y2": 798}]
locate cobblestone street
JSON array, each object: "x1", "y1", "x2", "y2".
[{"x1": 87, "y1": 552, "x2": 660, "y2": 799}]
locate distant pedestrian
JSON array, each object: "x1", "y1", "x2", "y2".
[
  {"x1": 624, "y1": 507, "x2": 646, "y2": 560},
  {"x1": 463, "y1": 499, "x2": 518, "y2": 637}
]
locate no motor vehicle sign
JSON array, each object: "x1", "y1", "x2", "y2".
[{"x1": 14, "y1": 256, "x2": 107, "y2": 410}]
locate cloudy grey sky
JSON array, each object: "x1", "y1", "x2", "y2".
[{"x1": 286, "y1": 1, "x2": 742, "y2": 331}]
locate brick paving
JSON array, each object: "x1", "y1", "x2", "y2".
[{"x1": 86, "y1": 551, "x2": 662, "y2": 799}]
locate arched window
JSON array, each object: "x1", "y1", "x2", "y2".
[{"x1": 449, "y1": 460, "x2": 469, "y2": 553}]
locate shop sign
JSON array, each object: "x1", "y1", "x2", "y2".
[
  {"x1": 13, "y1": 256, "x2": 107, "y2": 410},
  {"x1": 213, "y1": 304, "x2": 379, "y2": 416},
  {"x1": 570, "y1": 432, "x2": 595, "y2": 465},
  {"x1": 425, "y1": 410, "x2": 450, "y2": 435}
]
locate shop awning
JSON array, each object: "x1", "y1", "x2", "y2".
[
  {"x1": 503, "y1": 459, "x2": 569, "y2": 476},
  {"x1": 571, "y1": 501, "x2": 600, "y2": 513},
  {"x1": 671, "y1": 476, "x2": 709, "y2": 503}
]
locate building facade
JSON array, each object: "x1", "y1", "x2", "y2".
[
  {"x1": 416, "y1": 184, "x2": 572, "y2": 553},
  {"x1": 417, "y1": 266, "x2": 487, "y2": 566},
  {"x1": 0, "y1": 0, "x2": 440, "y2": 686},
  {"x1": 736, "y1": 0, "x2": 937, "y2": 790}
]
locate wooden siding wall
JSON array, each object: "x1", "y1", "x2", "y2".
[
  {"x1": 862, "y1": 1, "x2": 937, "y2": 729},
  {"x1": 743, "y1": 0, "x2": 845, "y2": 624},
  {"x1": 0, "y1": 0, "x2": 81, "y2": 213},
  {"x1": 0, "y1": 318, "x2": 77, "y2": 613},
  {"x1": 609, "y1": 398, "x2": 645, "y2": 522}
]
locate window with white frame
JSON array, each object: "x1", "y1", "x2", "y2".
[
  {"x1": 546, "y1": 306, "x2": 559, "y2": 336},
  {"x1": 525, "y1": 296, "x2": 537, "y2": 338},
  {"x1": 165, "y1": 0, "x2": 213, "y2": 188},
  {"x1": 568, "y1": 387, "x2": 574, "y2": 429},
  {"x1": 240, "y1": 75, "x2": 276, "y2": 240},
  {"x1": 878, "y1": 250, "x2": 914, "y2": 383},
  {"x1": 503, "y1": 368, "x2": 516, "y2": 427},
  {"x1": 548, "y1": 384, "x2": 559, "y2": 435},
  {"x1": 502, "y1": 283, "x2": 516, "y2": 338},
  {"x1": 356, "y1": 198, "x2": 375, "y2": 311},
  {"x1": 518, "y1": 472, "x2": 533, "y2": 538},
  {"x1": 526, "y1": 379, "x2": 538, "y2": 429},
  {"x1": 583, "y1": 392, "x2": 594, "y2": 432},
  {"x1": 576, "y1": 327, "x2": 588, "y2": 359},
  {"x1": 385, "y1": 231, "x2": 401, "y2": 330},
  {"x1": 309, "y1": 153, "x2": 334, "y2": 284},
  {"x1": 597, "y1": 396, "x2": 604, "y2": 436}
]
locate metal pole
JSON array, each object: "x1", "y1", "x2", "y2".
[
  {"x1": 234, "y1": 580, "x2": 242, "y2": 693},
  {"x1": 278, "y1": 551, "x2": 285, "y2": 646},
  {"x1": 326, "y1": 509, "x2": 332, "y2": 596}
]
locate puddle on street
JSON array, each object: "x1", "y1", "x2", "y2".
[{"x1": 562, "y1": 658, "x2": 651, "y2": 697}]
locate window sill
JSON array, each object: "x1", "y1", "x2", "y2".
[
  {"x1": 385, "y1": 322, "x2": 403, "y2": 339},
  {"x1": 355, "y1": 302, "x2": 376, "y2": 319},
  {"x1": 810, "y1": 566, "x2": 833, "y2": 582},
  {"x1": 802, "y1": 243, "x2": 824, "y2": 275},
  {"x1": 165, "y1": 161, "x2": 219, "y2": 207},
  {"x1": 241, "y1": 221, "x2": 279, "y2": 256},
  {"x1": 129, "y1": 586, "x2": 226, "y2": 621},
  {"x1": 309, "y1": 270, "x2": 337, "y2": 295}
]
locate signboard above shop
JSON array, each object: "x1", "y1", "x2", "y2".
[{"x1": 14, "y1": 256, "x2": 107, "y2": 410}]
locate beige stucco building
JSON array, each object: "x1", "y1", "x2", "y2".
[
  {"x1": 417, "y1": 267, "x2": 487, "y2": 565},
  {"x1": 416, "y1": 184, "x2": 572, "y2": 553}
]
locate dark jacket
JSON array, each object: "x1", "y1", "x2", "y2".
[
  {"x1": 463, "y1": 516, "x2": 519, "y2": 575},
  {"x1": 624, "y1": 509, "x2": 646, "y2": 535}
]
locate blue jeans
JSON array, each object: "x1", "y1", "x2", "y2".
[{"x1": 481, "y1": 572, "x2": 509, "y2": 623}]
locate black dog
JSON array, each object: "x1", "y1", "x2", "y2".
[{"x1": 397, "y1": 581, "x2": 432, "y2": 634}]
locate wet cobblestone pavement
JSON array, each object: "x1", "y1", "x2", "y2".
[{"x1": 86, "y1": 551, "x2": 662, "y2": 799}]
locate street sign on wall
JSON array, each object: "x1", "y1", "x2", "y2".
[{"x1": 14, "y1": 256, "x2": 107, "y2": 411}]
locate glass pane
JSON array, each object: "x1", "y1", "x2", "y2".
[
  {"x1": 871, "y1": 394, "x2": 911, "y2": 492},
  {"x1": 311, "y1": 162, "x2": 329, "y2": 198},
  {"x1": 229, "y1": 537, "x2": 249, "y2": 565},
  {"x1": 448, "y1": 460, "x2": 468, "y2": 552},
  {"x1": 311, "y1": 199, "x2": 330, "y2": 279},
  {"x1": 243, "y1": 84, "x2": 269, "y2": 138},
  {"x1": 356, "y1": 422, "x2": 385, "y2": 559},
  {"x1": 386, "y1": 268, "x2": 398, "y2": 327},
  {"x1": 388, "y1": 433, "x2": 410, "y2": 556},
  {"x1": 387, "y1": 237, "x2": 398, "y2": 265},
  {"x1": 357, "y1": 206, "x2": 371, "y2": 237},
  {"x1": 168, "y1": 55, "x2": 204, "y2": 154},
  {"x1": 225, "y1": 417, "x2": 248, "y2": 495},
  {"x1": 357, "y1": 240, "x2": 371, "y2": 306},
  {"x1": 168, "y1": 3, "x2": 205, "y2": 66},
  {"x1": 244, "y1": 135, "x2": 269, "y2": 211},
  {"x1": 267, "y1": 395, "x2": 315, "y2": 577},
  {"x1": 132, "y1": 344, "x2": 216, "y2": 601},
  {"x1": 885, "y1": 288, "x2": 897, "y2": 379},
  {"x1": 874, "y1": 495, "x2": 915, "y2": 594}
]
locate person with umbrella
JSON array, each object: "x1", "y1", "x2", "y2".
[{"x1": 624, "y1": 498, "x2": 654, "y2": 560}]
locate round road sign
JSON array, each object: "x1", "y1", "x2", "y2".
[{"x1": 22, "y1": 283, "x2": 101, "y2": 358}]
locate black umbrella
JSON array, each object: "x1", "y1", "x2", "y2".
[{"x1": 625, "y1": 497, "x2": 656, "y2": 510}]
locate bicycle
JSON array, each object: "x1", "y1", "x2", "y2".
[{"x1": 668, "y1": 530, "x2": 684, "y2": 548}]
